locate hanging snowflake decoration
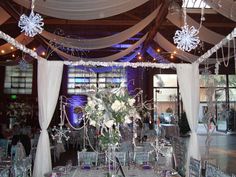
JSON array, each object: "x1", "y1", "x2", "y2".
[
  {"x1": 173, "y1": 24, "x2": 200, "y2": 52},
  {"x1": 18, "y1": 10, "x2": 44, "y2": 37},
  {"x1": 51, "y1": 123, "x2": 71, "y2": 144},
  {"x1": 18, "y1": 59, "x2": 29, "y2": 71}
]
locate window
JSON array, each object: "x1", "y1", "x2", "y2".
[
  {"x1": 67, "y1": 66, "x2": 126, "y2": 94},
  {"x1": 4, "y1": 65, "x2": 33, "y2": 94},
  {"x1": 153, "y1": 74, "x2": 178, "y2": 124},
  {"x1": 185, "y1": 0, "x2": 210, "y2": 8}
]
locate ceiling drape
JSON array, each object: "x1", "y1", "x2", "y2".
[
  {"x1": 41, "y1": 6, "x2": 160, "y2": 50},
  {"x1": 204, "y1": 0, "x2": 236, "y2": 22},
  {"x1": 45, "y1": 33, "x2": 147, "y2": 62},
  {"x1": 13, "y1": 0, "x2": 150, "y2": 20}
]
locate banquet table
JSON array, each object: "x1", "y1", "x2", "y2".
[{"x1": 45, "y1": 165, "x2": 180, "y2": 177}]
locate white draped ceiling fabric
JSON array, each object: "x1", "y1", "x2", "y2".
[
  {"x1": 45, "y1": 33, "x2": 148, "y2": 62},
  {"x1": 41, "y1": 6, "x2": 160, "y2": 50},
  {"x1": 33, "y1": 60, "x2": 63, "y2": 177},
  {"x1": 154, "y1": 32, "x2": 198, "y2": 62},
  {"x1": 13, "y1": 0, "x2": 150, "y2": 20},
  {"x1": 153, "y1": 32, "x2": 231, "y2": 64},
  {"x1": 204, "y1": 0, "x2": 236, "y2": 22},
  {"x1": 176, "y1": 63, "x2": 200, "y2": 176}
]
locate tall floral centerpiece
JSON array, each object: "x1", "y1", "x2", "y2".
[{"x1": 84, "y1": 82, "x2": 140, "y2": 149}]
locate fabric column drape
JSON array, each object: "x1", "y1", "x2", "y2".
[
  {"x1": 33, "y1": 60, "x2": 64, "y2": 177},
  {"x1": 176, "y1": 63, "x2": 200, "y2": 175}
]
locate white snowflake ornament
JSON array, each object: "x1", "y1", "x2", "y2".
[
  {"x1": 173, "y1": 24, "x2": 200, "y2": 52},
  {"x1": 18, "y1": 59, "x2": 29, "y2": 71},
  {"x1": 18, "y1": 10, "x2": 44, "y2": 37}
]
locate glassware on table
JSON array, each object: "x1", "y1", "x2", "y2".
[{"x1": 65, "y1": 160, "x2": 73, "y2": 173}]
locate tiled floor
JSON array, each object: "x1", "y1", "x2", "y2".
[{"x1": 198, "y1": 134, "x2": 236, "y2": 175}]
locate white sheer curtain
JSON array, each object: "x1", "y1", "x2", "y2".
[
  {"x1": 176, "y1": 63, "x2": 200, "y2": 175},
  {"x1": 33, "y1": 60, "x2": 64, "y2": 177}
]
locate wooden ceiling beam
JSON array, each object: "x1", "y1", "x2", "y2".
[
  {"x1": 0, "y1": 1, "x2": 20, "y2": 21},
  {"x1": 141, "y1": 0, "x2": 171, "y2": 54}
]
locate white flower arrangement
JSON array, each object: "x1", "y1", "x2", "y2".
[{"x1": 84, "y1": 83, "x2": 140, "y2": 148}]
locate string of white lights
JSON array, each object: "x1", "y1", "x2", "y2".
[
  {"x1": 64, "y1": 60, "x2": 176, "y2": 69},
  {"x1": 0, "y1": 30, "x2": 44, "y2": 60},
  {"x1": 0, "y1": 29, "x2": 176, "y2": 69}
]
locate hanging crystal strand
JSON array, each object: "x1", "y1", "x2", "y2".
[
  {"x1": 182, "y1": 0, "x2": 188, "y2": 26},
  {"x1": 198, "y1": 3, "x2": 205, "y2": 30},
  {"x1": 31, "y1": 0, "x2": 35, "y2": 11},
  {"x1": 233, "y1": 37, "x2": 236, "y2": 73},
  {"x1": 214, "y1": 50, "x2": 220, "y2": 75}
]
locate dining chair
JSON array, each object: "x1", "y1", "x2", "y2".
[
  {"x1": 172, "y1": 137, "x2": 186, "y2": 176},
  {"x1": 133, "y1": 151, "x2": 150, "y2": 165},
  {"x1": 12, "y1": 155, "x2": 32, "y2": 177},
  {"x1": 189, "y1": 157, "x2": 201, "y2": 177},
  {"x1": 113, "y1": 152, "x2": 126, "y2": 166},
  {"x1": 0, "y1": 138, "x2": 9, "y2": 158},
  {"x1": 77, "y1": 151, "x2": 98, "y2": 166},
  {"x1": 0, "y1": 168, "x2": 10, "y2": 177},
  {"x1": 205, "y1": 162, "x2": 231, "y2": 177}
]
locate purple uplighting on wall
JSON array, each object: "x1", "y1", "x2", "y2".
[
  {"x1": 126, "y1": 67, "x2": 142, "y2": 96},
  {"x1": 67, "y1": 95, "x2": 87, "y2": 127}
]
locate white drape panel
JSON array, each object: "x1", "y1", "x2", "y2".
[
  {"x1": 41, "y1": 7, "x2": 160, "y2": 50},
  {"x1": 204, "y1": 0, "x2": 236, "y2": 22},
  {"x1": 176, "y1": 63, "x2": 200, "y2": 176},
  {"x1": 167, "y1": 13, "x2": 224, "y2": 45},
  {"x1": 13, "y1": 0, "x2": 149, "y2": 20},
  {"x1": 44, "y1": 33, "x2": 147, "y2": 62},
  {"x1": 33, "y1": 60, "x2": 63, "y2": 177},
  {"x1": 0, "y1": 7, "x2": 11, "y2": 25}
]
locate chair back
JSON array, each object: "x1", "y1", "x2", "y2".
[
  {"x1": 0, "y1": 139, "x2": 9, "y2": 158},
  {"x1": 77, "y1": 151, "x2": 98, "y2": 166},
  {"x1": 133, "y1": 152, "x2": 150, "y2": 165},
  {"x1": 113, "y1": 152, "x2": 126, "y2": 166},
  {"x1": 172, "y1": 137, "x2": 186, "y2": 176},
  {"x1": 189, "y1": 157, "x2": 201, "y2": 177},
  {"x1": 205, "y1": 162, "x2": 231, "y2": 177},
  {"x1": 12, "y1": 155, "x2": 32, "y2": 177},
  {"x1": 11, "y1": 142, "x2": 26, "y2": 162},
  {"x1": 0, "y1": 168, "x2": 10, "y2": 177}
]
